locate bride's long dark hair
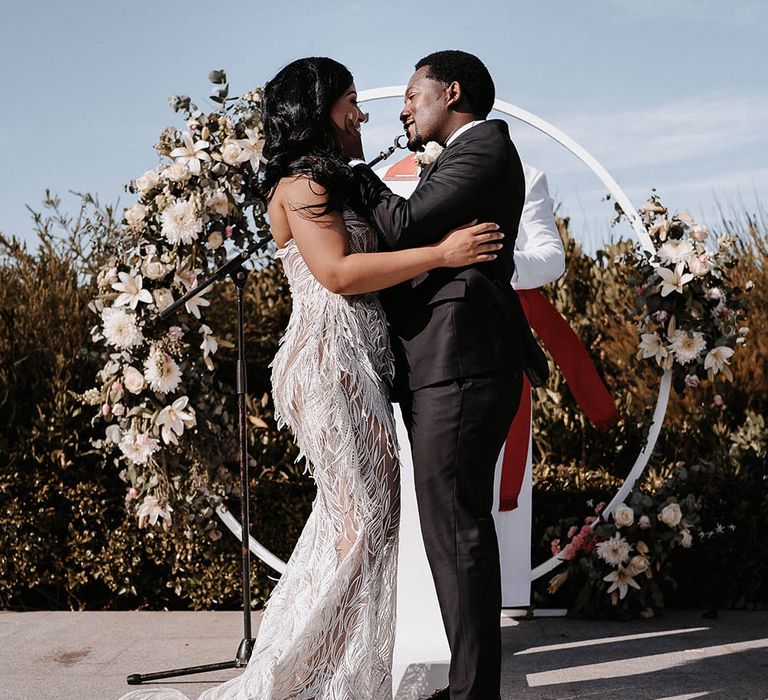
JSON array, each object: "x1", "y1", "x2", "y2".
[{"x1": 261, "y1": 57, "x2": 355, "y2": 215}]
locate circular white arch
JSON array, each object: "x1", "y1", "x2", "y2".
[{"x1": 218, "y1": 86, "x2": 671, "y2": 582}]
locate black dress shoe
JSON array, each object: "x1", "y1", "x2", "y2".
[{"x1": 419, "y1": 688, "x2": 449, "y2": 700}]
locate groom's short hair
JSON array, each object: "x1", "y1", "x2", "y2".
[{"x1": 415, "y1": 50, "x2": 495, "y2": 118}]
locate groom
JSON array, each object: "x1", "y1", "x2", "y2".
[{"x1": 350, "y1": 51, "x2": 534, "y2": 700}]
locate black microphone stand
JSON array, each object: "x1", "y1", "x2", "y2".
[{"x1": 127, "y1": 239, "x2": 267, "y2": 686}]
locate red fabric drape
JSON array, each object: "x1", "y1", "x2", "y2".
[{"x1": 499, "y1": 289, "x2": 620, "y2": 511}]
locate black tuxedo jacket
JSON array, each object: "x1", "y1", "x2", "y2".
[{"x1": 352, "y1": 119, "x2": 531, "y2": 392}]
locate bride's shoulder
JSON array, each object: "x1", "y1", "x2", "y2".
[{"x1": 274, "y1": 176, "x2": 329, "y2": 207}]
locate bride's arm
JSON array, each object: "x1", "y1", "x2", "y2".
[{"x1": 280, "y1": 177, "x2": 503, "y2": 296}]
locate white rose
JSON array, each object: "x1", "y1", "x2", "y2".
[
  {"x1": 153, "y1": 288, "x2": 174, "y2": 311},
  {"x1": 141, "y1": 256, "x2": 170, "y2": 281},
  {"x1": 680, "y1": 529, "x2": 693, "y2": 548},
  {"x1": 627, "y1": 554, "x2": 649, "y2": 575},
  {"x1": 125, "y1": 203, "x2": 147, "y2": 228},
  {"x1": 659, "y1": 502, "x2": 683, "y2": 528},
  {"x1": 688, "y1": 254, "x2": 709, "y2": 277},
  {"x1": 613, "y1": 503, "x2": 635, "y2": 528},
  {"x1": 207, "y1": 190, "x2": 230, "y2": 216},
  {"x1": 221, "y1": 141, "x2": 243, "y2": 165},
  {"x1": 164, "y1": 161, "x2": 191, "y2": 182},
  {"x1": 135, "y1": 170, "x2": 161, "y2": 193},
  {"x1": 123, "y1": 366, "x2": 146, "y2": 394},
  {"x1": 638, "y1": 515, "x2": 651, "y2": 529},
  {"x1": 207, "y1": 231, "x2": 224, "y2": 249},
  {"x1": 689, "y1": 224, "x2": 708, "y2": 241},
  {"x1": 421, "y1": 141, "x2": 444, "y2": 164}
]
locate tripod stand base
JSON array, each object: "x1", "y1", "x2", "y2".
[{"x1": 126, "y1": 638, "x2": 255, "y2": 685}]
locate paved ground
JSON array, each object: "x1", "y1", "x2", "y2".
[{"x1": 0, "y1": 609, "x2": 766, "y2": 700}]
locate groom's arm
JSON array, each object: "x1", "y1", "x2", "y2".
[{"x1": 352, "y1": 133, "x2": 510, "y2": 250}]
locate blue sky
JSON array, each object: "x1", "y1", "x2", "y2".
[{"x1": 2, "y1": 0, "x2": 767, "y2": 250}]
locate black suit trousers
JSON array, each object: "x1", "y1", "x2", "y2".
[{"x1": 400, "y1": 368, "x2": 523, "y2": 700}]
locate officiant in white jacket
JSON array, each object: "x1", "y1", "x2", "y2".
[{"x1": 375, "y1": 155, "x2": 565, "y2": 695}]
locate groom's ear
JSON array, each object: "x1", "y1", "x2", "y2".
[{"x1": 445, "y1": 81, "x2": 462, "y2": 109}]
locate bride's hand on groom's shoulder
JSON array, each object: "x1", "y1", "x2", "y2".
[{"x1": 436, "y1": 221, "x2": 504, "y2": 268}]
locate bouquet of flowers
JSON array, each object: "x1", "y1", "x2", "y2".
[
  {"x1": 82, "y1": 71, "x2": 270, "y2": 529},
  {"x1": 622, "y1": 193, "x2": 750, "y2": 393},
  {"x1": 544, "y1": 486, "x2": 700, "y2": 617}
]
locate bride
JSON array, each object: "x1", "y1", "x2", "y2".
[{"x1": 119, "y1": 56, "x2": 503, "y2": 700}]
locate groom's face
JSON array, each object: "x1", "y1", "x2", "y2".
[{"x1": 401, "y1": 66, "x2": 450, "y2": 151}]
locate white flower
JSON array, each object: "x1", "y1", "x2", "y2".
[
  {"x1": 102, "y1": 307, "x2": 143, "y2": 349},
  {"x1": 221, "y1": 141, "x2": 243, "y2": 166},
  {"x1": 658, "y1": 239, "x2": 694, "y2": 265},
  {"x1": 141, "y1": 256, "x2": 171, "y2": 281},
  {"x1": 657, "y1": 263, "x2": 694, "y2": 297},
  {"x1": 626, "y1": 554, "x2": 650, "y2": 575},
  {"x1": 112, "y1": 403, "x2": 126, "y2": 416},
  {"x1": 170, "y1": 131, "x2": 211, "y2": 175},
  {"x1": 595, "y1": 533, "x2": 631, "y2": 566},
  {"x1": 105, "y1": 424, "x2": 121, "y2": 443},
  {"x1": 659, "y1": 502, "x2": 683, "y2": 528},
  {"x1": 124, "y1": 203, "x2": 148, "y2": 228},
  {"x1": 144, "y1": 348, "x2": 182, "y2": 394},
  {"x1": 112, "y1": 271, "x2": 153, "y2": 309},
  {"x1": 638, "y1": 332, "x2": 668, "y2": 366},
  {"x1": 163, "y1": 160, "x2": 192, "y2": 183},
  {"x1": 185, "y1": 290, "x2": 210, "y2": 319},
  {"x1": 688, "y1": 253, "x2": 710, "y2": 277},
  {"x1": 153, "y1": 288, "x2": 174, "y2": 312},
  {"x1": 135, "y1": 170, "x2": 161, "y2": 193},
  {"x1": 136, "y1": 495, "x2": 173, "y2": 529},
  {"x1": 123, "y1": 366, "x2": 145, "y2": 394},
  {"x1": 680, "y1": 529, "x2": 693, "y2": 548},
  {"x1": 613, "y1": 503, "x2": 635, "y2": 528},
  {"x1": 638, "y1": 515, "x2": 651, "y2": 529},
  {"x1": 669, "y1": 330, "x2": 706, "y2": 365},
  {"x1": 199, "y1": 324, "x2": 218, "y2": 358},
  {"x1": 156, "y1": 395, "x2": 196, "y2": 445},
  {"x1": 207, "y1": 230, "x2": 224, "y2": 249},
  {"x1": 704, "y1": 345, "x2": 735, "y2": 379},
  {"x1": 119, "y1": 428, "x2": 160, "y2": 465},
  {"x1": 206, "y1": 190, "x2": 230, "y2": 216},
  {"x1": 234, "y1": 128, "x2": 265, "y2": 170},
  {"x1": 414, "y1": 141, "x2": 444, "y2": 166},
  {"x1": 161, "y1": 198, "x2": 203, "y2": 245},
  {"x1": 689, "y1": 224, "x2": 709, "y2": 241},
  {"x1": 604, "y1": 565, "x2": 641, "y2": 599}
]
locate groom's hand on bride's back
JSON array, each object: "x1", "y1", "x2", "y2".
[{"x1": 436, "y1": 221, "x2": 504, "y2": 268}]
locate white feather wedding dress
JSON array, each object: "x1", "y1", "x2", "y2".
[{"x1": 119, "y1": 208, "x2": 401, "y2": 700}]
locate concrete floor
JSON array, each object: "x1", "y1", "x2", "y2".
[{"x1": 0, "y1": 609, "x2": 766, "y2": 700}]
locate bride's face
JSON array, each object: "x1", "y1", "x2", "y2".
[{"x1": 330, "y1": 83, "x2": 366, "y2": 145}]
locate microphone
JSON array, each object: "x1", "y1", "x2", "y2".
[{"x1": 367, "y1": 134, "x2": 409, "y2": 167}]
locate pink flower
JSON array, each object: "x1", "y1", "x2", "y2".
[
  {"x1": 567, "y1": 525, "x2": 578, "y2": 539},
  {"x1": 127, "y1": 487, "x2": 138, "y2": 500},
  {"x1": 225, "y1": 225, "x2": 234, "y2": 238},
  {"x1": 595, "y1": 501, "x2": 606, "y2": 515},
  {"x1": 584, "y1": 516, "x2": 597, "y2": 525},
  {"x1": 653, "y1": 310, "x2": 669, "y2": 322},
  {"x1": 572, "y1": 534, "x2": 586, "y2": 550},
  {"x1": 102, "y1": 403, "x2": 111, "y2": 416},
  {"x1": 169, "y1": 326, "x2": 184, "y2": 338},
  {"x1": 684, "y1": 374, "x2": 700, "y2": 388},
  {"x1": 561, "y1": 544, "x2": 577, "y2": 560},
  {"x1": 550, "y1": 538, "x2": 561, "y2": 555},
  {"x1": 580, "y1": 523, "x2": 593, "y2": 535},
  {"x1": 713, "y1": 394, "x2": 724, "y2": 407}
]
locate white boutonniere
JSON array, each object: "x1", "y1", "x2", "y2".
[{"x1": 413, "y1": 141, "x2": 444, "y2": 173}]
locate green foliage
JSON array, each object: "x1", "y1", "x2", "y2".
[{"x1": 1, "y1": 193, "x2": 766, "y2": 613}]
